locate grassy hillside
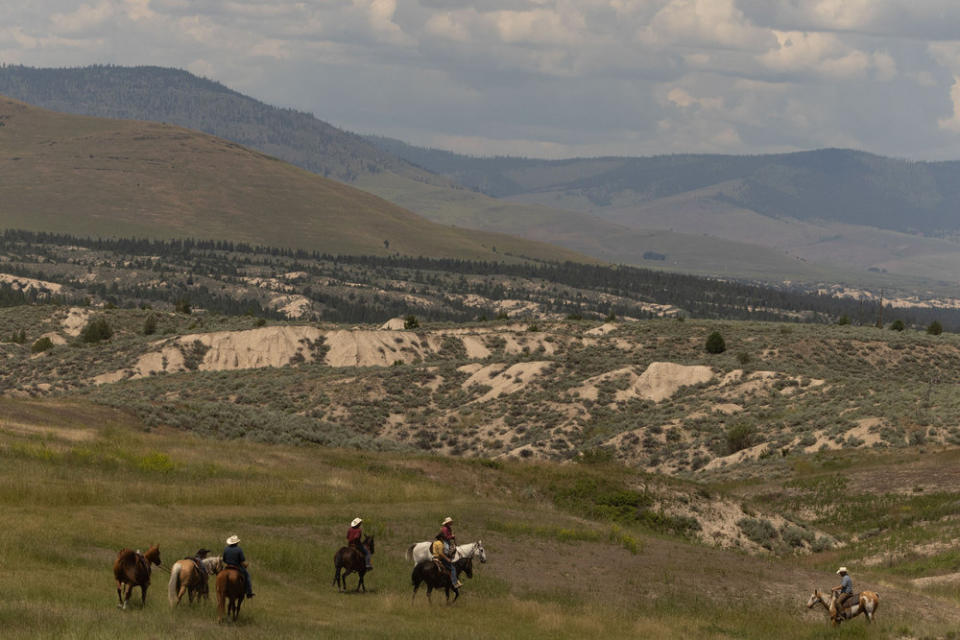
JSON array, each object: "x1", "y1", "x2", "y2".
[
  {"x1": 2, "y1": 396, "x2": 959, "y2": 638},
  {"x1": 0, "y1": 96, "x2": 587, "y2": 264}
]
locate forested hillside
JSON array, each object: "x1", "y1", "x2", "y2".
[{"x1": 0, "y1": 64, "x2": 433, "y2": 183}]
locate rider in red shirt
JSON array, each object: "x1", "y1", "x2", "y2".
[
  {"x1": 439, "y1": 516, "x2": 456, "y2": 555},
  {"x1": 347, "y1": 517, "x2": 372, "y2": 570}
]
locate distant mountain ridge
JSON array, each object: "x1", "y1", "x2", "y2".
[
  {"x1": 6, "y1": 64, "x2": 960, "y2": 291},
  {"x1": 366, "y1": 136, "x2": 960, "y2": 236}
]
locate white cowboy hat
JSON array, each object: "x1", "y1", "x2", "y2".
[
  {"x1": 836, "y1": 566, "x2": 848, "y2": 574},
  {"x1": 226, "y1": 535, "x2": 240, "y2": 545},
  {"x1": 351, "y1": 517, "x2": 362, "y2": 527},
  {"x1": 441, "y1": 517, "x2": 453, "y2": 525}
]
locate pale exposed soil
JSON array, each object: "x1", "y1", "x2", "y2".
[{"x1": 60, "y1": 307, "x2": 92, "y2": 337}]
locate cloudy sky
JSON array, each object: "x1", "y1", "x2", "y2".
[{"x1": 5, "y1": 0, "x2": 960, "y2": 159}]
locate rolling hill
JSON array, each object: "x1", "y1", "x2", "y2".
[{"x1": 0, "y1": 95, "x2": 588, "y2": 263}]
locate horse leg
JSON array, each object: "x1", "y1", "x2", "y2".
[
  {"x1": 357, "y1": 570, "x2": 365, "y2": 593},
  {"x1": 116, "y1": 581, "x2": 125, "y2": 608},
  {"x1": 217, "y1": 593, "x2": 225, "y2": 623},
  {"x1": 141, "y1": 584, "x2": 148, "y2": 607},
  {"x1": 234, "y1": 596, "x2": 243, "y2": 621},
  {"x1": 333, "y1": 566, "x2": 341, "y2": 591}
]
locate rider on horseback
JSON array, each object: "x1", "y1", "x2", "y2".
[
  {"x1": 348, "y1": 517, "x2": 373, "y2": 570},
  {"x1": 439, "y1": 516, "x2": 456, "y2": 555},
  {"x1": 222, "y1": 535, "x2": 254, "y2": 599},
  {"x1": 833, "y1": 566, "x2": 854, "y2": 613},
  {"x1": 431, "y1": 534, "x2": 461, "y2": 589}
]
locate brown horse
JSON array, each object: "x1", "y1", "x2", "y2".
[
  {"x1": 411, "y1": 556, "x2": 474, "y2": 604},
  {"x1": 113, "y1": 545, "x2": 162, "y2": 609},
  {"x1": 168, "y1": 556, "x2": 223, "y2": 606},
  {"x1": 216, "y1": 566, "x2": 247, "y2": 623},
  {"x1": 333, "y1": 535, "x2": 375, "y2": 592}
]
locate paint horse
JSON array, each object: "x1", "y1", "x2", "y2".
[
  {"x1": 113, "y1": 544, "x2": 162, "y2": 609},
  {"x1": 168, "y1": 556, "x2": 223, "y2": 606},
  {"x1": 807, "y1": 588, "x2": 879, "y2": 626}
]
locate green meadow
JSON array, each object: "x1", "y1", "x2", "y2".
[{"x1": 2, "y1": 399, "x2": 959, "y2": 639}]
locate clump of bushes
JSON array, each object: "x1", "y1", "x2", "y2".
[
  {"x1": 927, "y1": 320, "x2": 943, "y2": 335},
  {"x1": 737, "y1": 517, "x2": 777, "y2": 548},
  {"x1": 890, "y1": 319, "x2": 905, "y2": 331},
  {"x1": 725, "y1": 422, "x2": 755, "y2": 454},
  {"x1": 80, "y1": 317, "x2": 113, "y2": 343},
  {"x1": 404, "y1": 315, "x2": 419, "y2": 330}
]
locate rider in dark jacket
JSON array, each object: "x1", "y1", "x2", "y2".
[{"x1": 222, "y1": 535, "x2": 254, "y2": 598}]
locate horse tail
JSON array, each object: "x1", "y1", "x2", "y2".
[
  {"x1": 405, "y1": 543, "x2": 415, "y2": 562},
  {"x1": 167, "y1": 561, "x2": 181, "y2": 606}
]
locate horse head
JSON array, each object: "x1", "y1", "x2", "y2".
[
  {"x1": 144, "y1": 544, "x2": 162, "y2": 566},
  {"x1": 476, "y1": 540, "x2": 486, "y2": 563},
  {"x1": 806, "y1": 589, "x2": 823, "y2": 609},
  {"x1": 364, "y1": 535, "x2": 375, "y2": 555}
]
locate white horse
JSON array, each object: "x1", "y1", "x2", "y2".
[
  {"x1": 406, "y1": 540, "x2": 486, "y2": 565},
  {"x1": 168, "y1": 556, "x2": 223, "y2": 606}
]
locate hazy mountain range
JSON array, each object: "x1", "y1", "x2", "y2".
[{"x1": 3, "y1": 65, "x2": 960, "y2": 292}]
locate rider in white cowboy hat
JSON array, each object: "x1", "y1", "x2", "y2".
[
  {"x1": 347, "y1": 517, "x2": 372, "y2": 570},
  {"x1": 833, "y1": 566, "x2": 853, "y2": 611},
  {"x1": 436, "y1": 516, "x2": 460, "y2": 587},
  {"x1": 222, "y1": 535, "x2": 254, "y2": 598}
]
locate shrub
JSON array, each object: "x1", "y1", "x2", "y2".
[
  {"x1": 890, "y1": 319, "x2": 905, "y2": 331},
  {"x1": 143, "y1": 314, "x2": 157, "y2": 335},
  {"x1": 31, "y1": 336, "x2": 54, "y2": 353},
  {"x1": 927, "y1": 321, "x2": 943, "y2": 336},
  {"x1": 8, "y1": 329, "x2": 26, "y2": 344},
  {"x1": 705, "y1": 331, "x2": 726, "y2": 354},
  {"x1": 175, "y1": 299, "x2": 192, "y2": 314},
  {"x1": 736, "y1": 351, "x2": 751, "y2": 366},
  {"x1": 725, "y1": 422, "x2": 755, "y2": 454},
  {"x1": 404, "y1": 315, "x2": 419, "y2": 330},
  {"x1": 80, "y1": 317, "x2": 113, "y2": 343},
  {"x1": 837, "y1": 315, "x2": 851, "y2": 325},
  {"x1": 737, "y1": 517, "x2": 778, "y2": 547}
]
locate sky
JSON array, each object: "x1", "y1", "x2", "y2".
[{"x1": 5, "y1": 1, "x2": 960, "y2": 160}]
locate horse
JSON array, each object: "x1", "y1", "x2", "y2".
[
  {"x1": 216, "y1": 565, "x2": 247, "y2": 623},
  {"x1": 806, "y1": 588, "x2": 879, "y2": 626},
  {"x1": 333, "y1": 535, "x2": 375, "y2": 592},
  {"x1": 412, "y1": 556, "x2": 474, "y2": 604},
  {"x1": 168, "y1": 556, "x2": 223, "y2": 606},
  {"x1": 406, "y1": 540, "x2": 486, "y2": 565},
  {"x1": 113, "y1": 544, "x2": 162, "y2": 609}
]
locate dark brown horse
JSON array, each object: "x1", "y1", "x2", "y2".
[
  {"x1": 216, "y1": 566, "x2": 247, "y2": 623},
  {"x1": 411, "y1": 556, "x2": 473, "y2": 604},
  {"x1": 113, "y1": 544, "x2": 162, "y2": 609},
  {"x1": 333, "y1": 535, "x2": 375, "y2": 592}
]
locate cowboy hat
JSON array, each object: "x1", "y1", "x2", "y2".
[
  {"x1": 351, "y1": 517, "x2": 362, "y2": 527},
  {"x1": 836, "y1": 566, "x2": 848, "y2": 574},
  {"x1": 226, "y1": 535, "x2": 240, "y2": 545},
  {"x1": 441, "y1": 517, "x2": 454, "y2": 525}
]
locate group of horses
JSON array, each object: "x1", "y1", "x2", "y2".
[
  {"x1": 112, "y1": 537, "x2": 487, "y2": 624},
  {"x1": 806, "y1": 587, "x2": 880, "y2": 626},
  {"x1": 333, "y1": 535, "x2": 487, "y2": 604},
  {"x1": 112, "y1": 545, "x2": 249, "y2": 622}
]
